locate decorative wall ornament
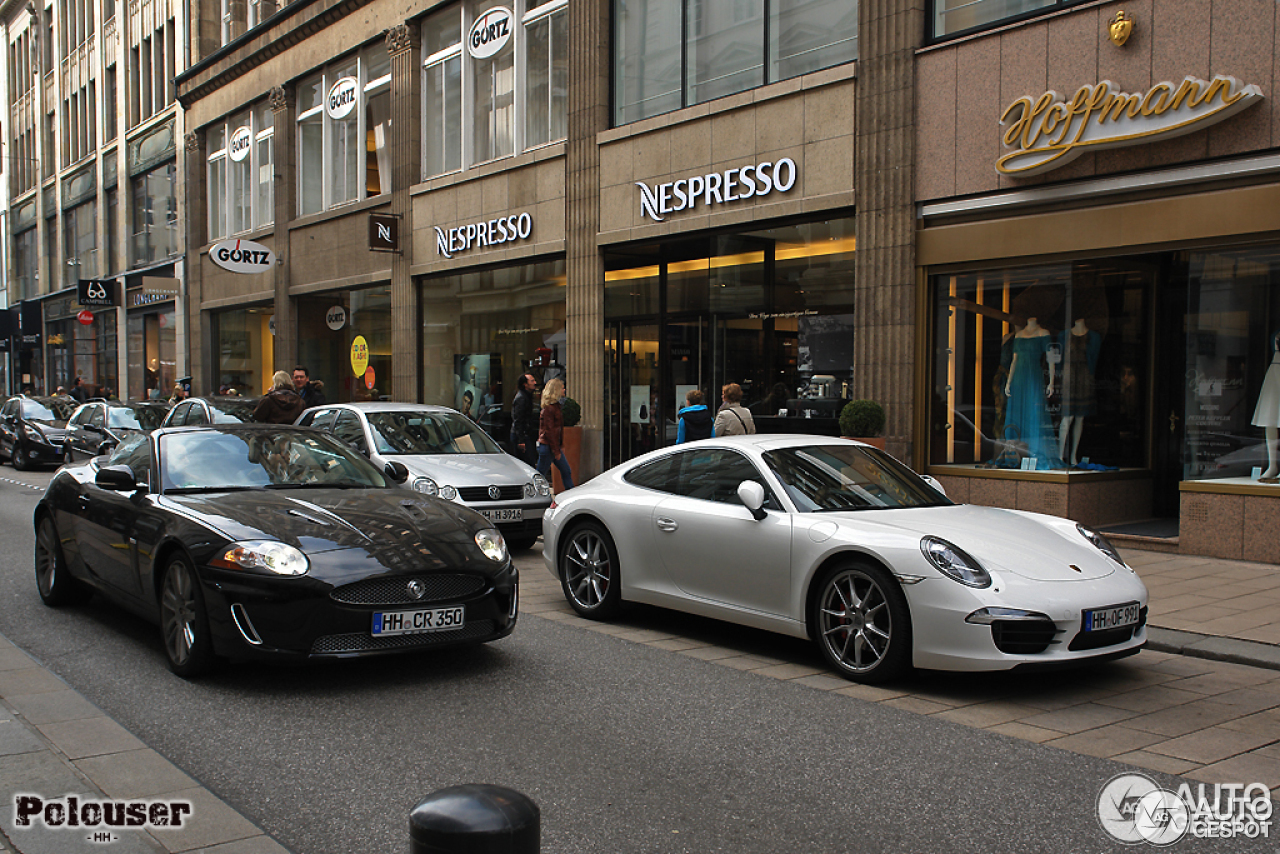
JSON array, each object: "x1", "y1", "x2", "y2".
[
  {"x1": 1108, "y1": 11, "x2": 1134, "y2": 47},
  {"x1": 998, "y1": 75, "x2": 1264, "y2": 176},
  {"x1": 268, "y1": 86, "x2": 288, "y2": 110},
  {"x1": 184, "y1": 131, "x2": 199, "y2": 152},
  {"x1": 386, "y1": 23, "x2": 416, "y2": 54}
]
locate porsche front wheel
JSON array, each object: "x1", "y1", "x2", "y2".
[
  {"x1": 559, "y1": 521, "x2": 622, "y2": 619},
  {"x1": 812, "y1": 562, "x2": 911, "y2": 683}
]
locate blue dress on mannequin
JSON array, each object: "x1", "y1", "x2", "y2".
[{"x1": 1005, "y1": 333, "x2": 1065, "y2": 469}]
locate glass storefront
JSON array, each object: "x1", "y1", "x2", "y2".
[
  {"x1": 212, "y1": 307, "x2": 275, "y2": 396},
  {"x1": 127, "y1": 305, "x2": 177, "y2": 400},
  {"x1": 47, "y1": 310, "x2": 119, "y2": 397},
  {"x1": 603, "y1": 216, "x2": 857, "y2": 467},
  {"x1": 296, "y1": 285, "x2": 393, "y2": 402}
]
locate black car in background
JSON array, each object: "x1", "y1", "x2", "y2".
[
  {"x1": 1, "y1": 395, "x2": 75, "y2": 470},
  {"x1": 161, "y1": 395, "x2": 259, "y2": 427},
  {"x1": 64, "y1": 400, "x2": 172, "y2": 463},
  {"x1": 35, "y1": 424, "x2": 518, "y2": 677}
]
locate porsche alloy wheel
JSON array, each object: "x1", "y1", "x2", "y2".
[
  {"x1": 814, "y1": 563, "x2": 911, "y2": 683},
  {"x1": 559, "y1": 521, "x2": 621, "y2": 619},
  {"x1": 35, "y1": 516, "x2": 90, "y2": 606},
  {"x1": 160, "y1": 557, "x2": 215, "y2": 678}
]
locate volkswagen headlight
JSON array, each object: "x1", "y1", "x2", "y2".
[
  {"x1": 211, "y1": 541, "x2": 309, "y2": 576},
  {"x1": 413, "y1": 477, "x2": 438, "y2": 496},
  {"x1": 526, "y1": 474, "x2": 552, "y2": 498},
  {"x1": 920, "y1": 536, "x2": 991, "y2": 588},
  {"x1": 1077, "y1": 523, "x2": 1127, "y2": 567},
  {"x1": 439, "y1": 484, "x2": 458, "y2": 501},
  {"x1": 475, "y1": 529, "x2": 508, "y2": 562}
]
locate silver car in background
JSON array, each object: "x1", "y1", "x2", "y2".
[{"x1": 299, "y1": 402, "x2": 552, "y2": 549}]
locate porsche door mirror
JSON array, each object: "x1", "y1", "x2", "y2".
[
  {"x1": 384, "y1": 461, "x2": 410, "y2": 483},
  {"x1": 96, "y1": 465, "x2": 138, "y2": 492},
  {"x1": 737, "y1": 481, "x2": 767, "y2": 521}
]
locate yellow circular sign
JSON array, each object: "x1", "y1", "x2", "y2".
[{"x1": 350, "y1": 335, "x2": 369, "y2": 377}]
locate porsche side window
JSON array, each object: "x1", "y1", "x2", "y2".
[
  {"x1": 333, "y1": 412, "x2": 368, "y2": 454},
  {"x1": 623, "y1": 454, "x2": 681, "y2": 495},
  {"x1": 671, "y1": 449, "x2": 780, "y2": 508}
]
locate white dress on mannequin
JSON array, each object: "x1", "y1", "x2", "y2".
[{"x1": 1252, "y1": 348, "x2": 1280, "y2": 429}]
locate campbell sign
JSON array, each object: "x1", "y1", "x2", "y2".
[
  {"x1": 210, "y1": 238, "x2": 276, "y2": 274},
  {"x1": 998, "y1": 75, "x2": 1264, "y2": 176}
]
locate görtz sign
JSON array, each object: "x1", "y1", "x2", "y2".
[
  {"x1": 326, "y1": 76, "x2": 359, "y2": 120},
  {"x1": 229, "y1": 126, "x2": 252, "y2": 162},
  {"x1": 636, "y1": 157, "x2": 797, "y2": 223},
  {"x1": 998, "y1": 74, "x2": 1264, "y2": 176},
  {"x1": 210, "y1": 238, "x2": 276, "y2": 274},
  {"x1": 435, "y1": 212, "x2": 533, "y2": 259},
  {"x1": 468, "y1": 6, "x2": 512, "y2": 59}
]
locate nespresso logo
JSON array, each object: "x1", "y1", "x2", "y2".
[{"x1": 636, "y1": 158, "x2": 797, "y2": 223}]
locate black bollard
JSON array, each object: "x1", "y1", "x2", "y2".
[{"x1": 410, "y1": 784, "x2": 540, "y2": 854}]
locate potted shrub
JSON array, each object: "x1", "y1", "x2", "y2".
[
  {"x1": 839, "y1": 399, "x2": 886, "y2": 449},
  {"x1": 554, "y1": 397, "x2": 583, "y2": 492}
]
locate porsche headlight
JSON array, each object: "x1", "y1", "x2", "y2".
[
  {"x1": 475, "y1": 529, "x2": 508, "y2": 562},
  {"x1": 920, "y1": 536, "x2": 991, "y2": 588},
  {"x1": 1077, "y1": 523, "x2": 1127, "y2": 568},
  {"x1": 525, "y1": 474, "x2": 552, "y2": 498},
  {"x1": 413, "y1": 477, "x2": 438, "y2": 496},
  {"x1": 211, "y1": 541, "x2": 309, "y2": 576}
]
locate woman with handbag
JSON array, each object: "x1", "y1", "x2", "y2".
[
  {"x1": 536, "y1": 377, "x2": 575, "y2": 491},
  {"x1": 714, "y1": 383, "x2": 757, "y2": 436}
]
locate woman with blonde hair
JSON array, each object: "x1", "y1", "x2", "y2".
[
  {"x1": 253, "y1": 370, "x2": 306, "y2": 424},
  {"x1": 536, "y1": 377, "x2": 574, "y2": 490}
]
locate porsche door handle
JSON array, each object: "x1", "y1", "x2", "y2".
[{"x1": 655, "y1": 517, "x2": 678, "y2": 532}]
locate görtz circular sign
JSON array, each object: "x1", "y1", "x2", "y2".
[
  {"x1": 326, "y1": 76, "x2": 359, "y2": 120},
  {"x1": 229, "y1": 126, "x2": 252, "y2": 162},
  {"x1": 210, "y1": 238, "x2": 276, "y2": 274},
  {"x1": 468, "y1": 7, "x2": 512, "y2": 59}
]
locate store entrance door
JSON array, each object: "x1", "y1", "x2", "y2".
[
  {"x1": 1150, "y1": 254, "x2": 1189, "y2": 522},
  {"x1": 607, "y1": 323, "x2": 660, "y2": 468}
]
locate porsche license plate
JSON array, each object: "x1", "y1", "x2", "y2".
[
  {"x1": 372, "y1": 606, "x2": 465, "y2": 636},
  {"x1": 1083, "y1": 602, "x2": 1139, "y2": 632},
  {"x1": 480, "y1": 508, "x2": 523, "y2": 523}
]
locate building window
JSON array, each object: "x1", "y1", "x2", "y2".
[
  {"x1": 297, "y1": 45, "x2": 390, "y2": 217},
  {"x1": 929, "y1": 0, "x2": 1083, "y2": 41},
  {"x1": 14, "y1": 228, "x2": 37, "y2": 299},
  {"x1": 421, "y1": 0, "x2": 568, "y2": 180},
  {"x1": 63, "y1": 200, "x2": 97, "y2": 279},
  {"x1": 131, "y1": 160, "x2": 178, "y2": 266},
  {"x1": 206, "y1": 103, "x2": 274, "y2": 241},
  {"x1": 129, "y1": 19, "x2": 174, "y2": 128},
  {"x1": 614, "y1": 0, "x2": 857, "y2": 126}
]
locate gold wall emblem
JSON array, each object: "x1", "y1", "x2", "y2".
[{"x1": 1108, "y1": 11, "x2": 1134, "y2": 47}]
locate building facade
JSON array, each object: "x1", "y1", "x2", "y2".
[
  {"x1": 2, "y1": 0, "x2": 188, "y2": 400},
  {"x1": 177, "y1": 0, "x2": 1280, "y2": 562}
]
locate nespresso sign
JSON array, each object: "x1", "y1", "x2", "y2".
[
  {"x1": 998, "y1": 75, "x2": 1263, "y2": 176},
  {"x1": 435, "y1": 212, "x2": 533, "y2": 259},
  {"x1": 636, "y1": 158, "x2": 797, "y2": 223}
]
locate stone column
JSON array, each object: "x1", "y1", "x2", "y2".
[
  {"x1": 387, "y1": 23, "x2": 422, "y2": 400},
  {"x1": 853, "y1": 0, "x2": 922, "y2": 463},
  {"x1": 269, "y1": 84, "x2": 296, "y2": 372},
  {"x1": 565, "y1": 0, "x2": 608, "y2": 478},
  {"x1": 183, "y1": 130, "x2": 208, "y2": 391}
]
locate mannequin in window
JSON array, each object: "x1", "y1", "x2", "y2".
[
  {"x1": 1252, "y1": 329, "x2": 1280, "y2": 483},
  {"x1": 1003, "y1": 317, "x2": 1064, "y2": 469},
  {"x1": 1058, "y1": 318, "x2": 1102, "y2": 466}
]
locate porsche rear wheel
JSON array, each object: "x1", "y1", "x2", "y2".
[
  {"x1": 812, "y1": 562, "x2": 911, "y2": 683},
  {"x1": 559, "y1": 521, "x2": 622, "y2": 619},
  {"x1": 160, "y1": 556, "x2": 215, "y2": 678},
  {"x1": 35, "y1": 516, "x2": 90, "y2": 606}
]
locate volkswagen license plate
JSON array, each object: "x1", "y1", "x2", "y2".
[
  {"x1": 372, "y1": 606, "x2": 465, "y2": 636},
  {"x1": 1082, "y1": 602, "x2": 1139, "y2": 632},
  {"x1": 480, "y1": 508, "x2": 522, "y2": 522}
]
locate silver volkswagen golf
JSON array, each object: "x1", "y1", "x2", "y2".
[{"x1": 298, "y1": 402, "x2": 552, "y2": 549}]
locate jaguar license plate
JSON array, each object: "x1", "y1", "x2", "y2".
[
  {"x1": 480, "y1": 508, "x2": 523, "y2": 523},
  {"x1": 1082, "y1": 602, "x2": 1139, "y2": 632},
  {"x1": 372, "y1": 606, "x2": 465, "y2": 636}
]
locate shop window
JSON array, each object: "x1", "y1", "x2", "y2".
[
  {"x1": 207, "y1": 103, "x2": 274, "y2": 241},
  {"x1": 929, "y1": 0, "x2": 1085, "y2": 41},
  {"x1": 295, "y1": 286, "x2": 394, "y2": 404},
  {"x1": 929, "y1": 261, "x2": 1151, "y2": 473},
  {"x1": 297, "y1": 44, "x2": 390, "y2": 216},
  {"x1": 421, "y1": 0, "x2": 568, "y2": 180},
  {"x1": 127, "y1": 308, "x2": 176, "y2": 400},
  {"x1": 614, "y1": 0, "x2": 857, "y2": 126},
  {"x1": 214, "y1": 307, "x2": 275, "y2": 395}
]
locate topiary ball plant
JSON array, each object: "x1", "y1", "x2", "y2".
[
  {"x1": 839, "y1": 399, "x2": 885, "y2": 438},
  {"x1": 561, "y1": 396, "x2": 582, "y2": 428}
]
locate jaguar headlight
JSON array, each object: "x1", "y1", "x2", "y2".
[
  {"x1": 413, "y1": 477, "x2": 438, "y2": 496},
  {"x1": 1077, "y1": 523, "x2": 1128, "y2": 568},
  {"x1": 475, "y1": 529, "x2": 508, "y2": 562},
  {"x1": 210, "y1": 540, "x2": 309, "y2": 576},
  {"x1": 920, "y1": 536, "x2": 991, "y2": 588}
]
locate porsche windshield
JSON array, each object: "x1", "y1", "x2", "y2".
[
  {"x1": 366, "y1": 411, "x2": 502, "y2": 455},
  {"x1": 762, "y1": 445, "x2": 952, "y2": 512},
  {"x1": 160, "y1": 430, "x2": 388, "y2": 492}
]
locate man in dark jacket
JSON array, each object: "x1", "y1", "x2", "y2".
[
  {"x1": 292, "y1": 366, "x2": 326, "y2": 408},
  {"x1": 509, "y1": 373, "x2": 539, "y2": 465},
  {"x1": 676, "y1": 389, "x2": 713, "y2": 443}
]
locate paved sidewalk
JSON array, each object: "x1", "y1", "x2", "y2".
[{"x1": 2, "y1": 541, "x2": 1279, "y2": 853}]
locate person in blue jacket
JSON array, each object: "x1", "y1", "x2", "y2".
[{"x1": 676, "y1": 389, "x2": 714, "y2": 443}]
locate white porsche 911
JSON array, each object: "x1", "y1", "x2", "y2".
[{"x1": 542, "y1": 435, "x2": 1148, "y2": 683}]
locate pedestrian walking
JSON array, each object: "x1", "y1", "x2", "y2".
[
  {"x1": 714, "y1": 383, "x2": 756, "y2": 436},
  {"x1": 253, "y1": 371, "x2": 306, "y2": 424},
  {"x1": 509, "y1": 373, "x2": 540, "y2": 465},
  {"x1": 536, "y1": 377, "x2": 574, "y2": 490},
  {"x1": 676, "y1": 389, "x2": 713, "y2": 443}
]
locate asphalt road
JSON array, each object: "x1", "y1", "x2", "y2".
[{"x1": 0, "y1": 468, "x2": 1269, "y2": 854}]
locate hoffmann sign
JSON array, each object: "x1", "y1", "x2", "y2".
[{"x1": 998, "y1": 74, "x2": 1263, "y2": 176}]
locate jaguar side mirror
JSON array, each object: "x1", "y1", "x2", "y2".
[{"x1": 384, "y1": 461, "x2": 410, "y2": 483}]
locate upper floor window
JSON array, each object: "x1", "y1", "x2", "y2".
[
  {"x1": 421, "y1": 0, "x2": 567, "y2": 180},
  {"x1": 207, "y1": 103, "x2": 274, "y2": 241},
  {"x1": 613, "y1": 0, "x2": 857, "y2": 126},
  {"x1": 930, "y1": 0, "x2": 1084, "y2": 40},
  {"x1": 297, "y1": 45, "x2": 390, "y2": 216}
]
